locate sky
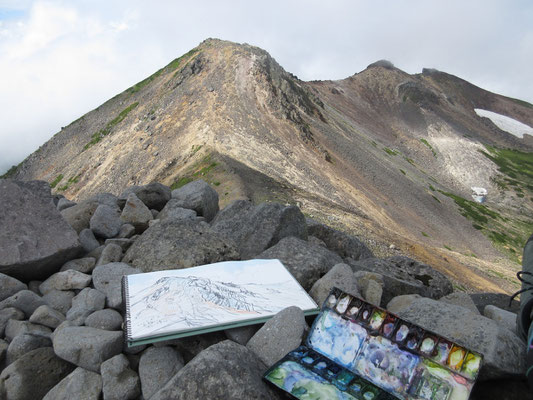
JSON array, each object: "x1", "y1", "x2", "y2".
[{"x1": 1, "y1": 0, "x2": 532, "y2": 174}]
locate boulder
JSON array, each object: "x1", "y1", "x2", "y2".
[
  {"x1": 95, "y1": 243, "x2": 123, "y2": 266},
  {"x1": 171, "y1": 180, "x2": 219, "y2": 222},
  {"x1": 309, "y1": 263, "x2": 360, "y2": 307},
  {"x1": 92, "y1": 263, "x2": 141, "y2": 309},
  {"x1": 4, "y1": 319, "x2": 52, "y2": 341},
  {"x1": 66, "y1": 288, "x2": 106, "y2": 323},
  {"x1": 53, "y1": 326, "x2": 123, "y2": 372},
  {"x1": 0, "y1": 307, "x2": 24, "y2": 336},
  {"x1": 39, "y1": 270, "x2": 92, "y2": 295},
  {"x1": 60, "y1": 200, "x2": 99, "y2": 234},
  {"x1": 392, "y1": 296, "x2": 525, "y2": 379},
  {"x1": 225, "y1": 325, "x2": 259, "y2": 345},
  {"x1": 0, "y1": 273, "x2": 27, "y2": 301},
  {"x1": 43, "y1": 367, "x2": 102, "y2": 400},
  {"x1": 0, "y1": 347, "x2": 75, "y2": 400},
  {"x1": 43, "y1": 290, "x2": 75, "y2": 315},
  {"x1": 0, "y1": 339, "x2": 7, "y2": 364},
  {"x1": 247, "y1": 306, "x2": 306, "y2": 367},
  {"x1": 0, "y1": 179, "x2": 82, "y2": 280},
  {"x1": 257, "y1": 236, "x2": 343, "y2": 290},
  {"x1": 27, "y1": 280, "x2": 42, "y2": 295},
  {"x1": 6, "y1": 333, "x2": 52, "y2": 365},
  {"x1": 484, "y1": 305, "x2": 517, "y2": 332},
  {"x1": 57, "y1": 197, "x2": 76, "y2": 211},
  {"x1": 139, "y1": 346, "x2": 184, "y2": 399},
  {"x1": 151, "y1": 340, "x2": 281, "y2": 400},
  {"x1": 470, "y1": 292, "x2": 520, "y2": 315},
  {"x1": 104, "y1": 238, "x2": 135, "y2": 251},
  {"x1": 88, "y1": 192, "x2": 119, "y2": 207},
  {"x1": 386, "y1": 294, "x2": 423, "y2": 314},
  {"x1": 349, "y1": 256, "x2": 453, "y2": 305},
  {"x1": 117, "y1": 224, "x2": 136, "y2": 239},
  {"x1": 59, "y1": 257, "x2": 96, "y2": 274},
  {"x1": 101, "y1": 354, "x2": 140, "y2": 400},
  {"x1": 307, "y1": 219, "x2": 374, "y2": 260},
  {"x1": 84, "y1": 309, "x2": 123, "y2": 331},
  {"x1": 0, "y1": 289, "x2": 46, "y2": 317},
  {"x1": 158, "y1": 201, "x2": 198, "y2": 222},
  {"x1": 120, "y1": 193, "x2": 153, "y2": 232},
  {"x1": 119, "y1": 182, "x2": 171, "y2": 211},
  {"x1": 439, "y1": 292, "x2": 480, "y2": 314},
  {"x1": 172, "y1": 331, "x2": 227, "y2": 363},
  {"x1": 122, "y1": 220, "x2": 239, "y2": 273},
  {"x1": 29, "y1": 304, "x2": 65, "y2": 328},
  {"x1": 211, "y1": 200, "x2": 307, "y2": 259},
  {"x1": 90, "y1": 204, "x2": 122, "y2": 239},
  {"x1": 79, "y1": 229, "x2": 100, "y2": 253}
]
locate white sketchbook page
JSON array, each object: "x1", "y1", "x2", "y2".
[{"x1": 125, "y1": 259, "x2": 318, "y2": 340}]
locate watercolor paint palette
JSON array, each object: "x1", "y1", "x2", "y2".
[{"x1": 264, "y1": 288, "x2": 482, "y2": 400}]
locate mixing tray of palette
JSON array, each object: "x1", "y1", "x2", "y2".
[{"x1": 264, "y1": 288, "x2": 482, "y2": 400}]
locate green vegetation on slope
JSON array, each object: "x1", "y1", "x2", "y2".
[
  {"x1": 50, "y1": 174, "x2": 64, "y2": 189},
  {"x1": 170, "y1": 154, "x2": 220, "y2": 191},
  {"x1": 83, "y1": 102, "x2": 139, "y2": 150},
  {"x1": 480, "y1": 145, "x2": 533, "y2": 192},
  {"x1": 0, "y1": 164, "x2": 20, "y2": 179},
  {"x1": 58, "y1": 175, "x2": 80, "y2": 191},
  {"x1": 420, "y1": 138, "x2": 437, "y2": 157}
]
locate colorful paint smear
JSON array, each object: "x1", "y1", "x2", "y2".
[
  {"x1": 432, "y1": 339, "x2": 452, "y2": 364},
  {"x1": 369, "y1": 309, "x2": 386, "y2": 330},
  {"x1": 381, "y1": 314, "x2": 398, "y2": 339},
  {"x1": 461, "y1": 352, "x2": 481, "y2": 379},
  {"x1": 447, "y1": 346, "x2": 466, "y2": 370},
  {"x1": 336, "y1": 294, "x2": 352, "y2": 314}
]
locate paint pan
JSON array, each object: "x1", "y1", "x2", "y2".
[
  {"x1": 447, "y1": 345, "x2": 466, "y2": 370},
  {"x1": 336, "y1": 294, "x2": 352, "y2": 314},
  {"x1": 393, "y1": 322, "x2": 410, "y2": 344},
  {"x1": 405, "y1": 326, "x2": 424, "y2": 350},
  {"x1": 369, "y1": 309, "x2": 386, "y2": 331},
  {"x1": 334, "y1": 369, "x2": 355, "y2": 390},
  {"x1": 324, "y1": 361, "x2": 342, "y2": 379},
  {"x1": 380, "y1": 313, "x2": 398, "y2": 339},
  {"x1": 419, "y1": 334, "x2": 437, "y2": 355},
  {"x1": 431, "y1": 338, "x2": 452, "y2": 364},
  {"x1": 325, "y1": 289, "x2": 342, "y2": 309},
  {"x1": 357, "y1": 304, "x2": 374, "y2": 325},
  {"x1": 288, "y1": 346, "x2": 308, "y2": 359},
  {"x1": 460, "y1": 351, "x2": 482, "y2": 379},
  {"x1": 345, "y1": 298, "x2": 363, "y2": 320}
]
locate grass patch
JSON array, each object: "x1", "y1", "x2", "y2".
[
  {"x1": 191, "y1": 145, "x2": 203, "y2": 154},
  {"x1": 444, "y1": 245, "x2": 452, "y2": 251},
  {"x1": 170, "y1": 177, "x2": 193, "y2": 190},
  {"x1": 429, "y1": 184, "x2": 435, "y2": 191},
  {"x1": 480, "y1": 145, "x2": 533, "y2": 185},
  {"x1": 421, "y1": 231, "x2": 429, "y2": 237},
  {"x1": 420, "y1": 138, "x2": 437, "y2": 157},
  {"x1": 399, "y1": 169, "x2": 406, "y2": 175},
  {"x1": 84, "y1": 102, "x2": 139, "y2": 150},
  {"x1": 404, "y1": 157, "x2": 415, "y2": 166},
  {"x1": 371, "y1": 140, "x2": 378, "y2": 147},
  {"x1": 431, "y1": 195, "x2": 441, "y2": 203},
  {"x1": 57, "y1": 175, "x2": 80, "y2": 191},
  {"x1": 383, "y1": 147, "x2": 399, "y2": 156},
  {"x1": 437, "y1": 190, "x2": 501, "y2": 224},
  {"x1": 50, "y1": 174, "x2": 64, "y2": 189}
]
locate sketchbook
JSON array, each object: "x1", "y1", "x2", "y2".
[
  {"x1": 264, "y1": 288, "x2": 482, "y2": 400},
  {"x1": 122, "y1": 259, "x2": 319, "y2": 347}
]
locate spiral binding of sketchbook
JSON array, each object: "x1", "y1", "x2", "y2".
[{"x1": 122, "y1": 259, "x2": 319, "y2": 347}]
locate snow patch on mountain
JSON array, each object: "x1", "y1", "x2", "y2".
[{"x1": 475, "y1": 108, "x2": 533, "y2": 138}]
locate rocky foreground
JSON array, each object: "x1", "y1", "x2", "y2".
[{"x1": 0, "y1": 179, "x2": 529, "y2": 399}]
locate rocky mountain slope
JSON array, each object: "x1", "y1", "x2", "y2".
[{"x1": 4, "y1": 38, "x2": 533, "y2": 293}]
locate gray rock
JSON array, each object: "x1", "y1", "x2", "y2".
[
  {"x1": 307, "y1": 219, "x2": 374, "y2": 260},
  {"x1": 53, "y1": 326, "x2": 123, "y2": 372},
  {"x1": 84, "y1": 309, "x2": 123, "y2": 331},
  {"x1": 104, "y1": 238, "x2": 135, "y2": 251},
  {"x1": 60, "y1": 199, "x2": 99, "y2": 234},
  {"x1": 122, "y1": 220, "x2": 239, "y2": 273},
  {"x1": 120, "y1": 193, "x2": 153, "y2": 232},
  {"x1": 43, "y1": 290, "x2": 75, "y2": 315},
  {"x1": 0, "y1": 307, "x2": 24, "y2": 336},
  {"x1": 79, "y1": 229, "x2": 101, "y2": 253},
  {"x1": 172, "y1": 332, "x2": 227, "y2": 363},
  {"x1": 225, "y1": 325, "x2": 259, "y2": 345},
  {"x1": 151, "y1": 209, "x2": 159, "y2": 218},
  {"x1": 439, "y1": 292, "x2": 480, "y2": 314},
  {"x1": 39, "y1": 270, "x2": 92, "y2": 295},
  {"x1": 354, "y1": 271, "x2": 385, "y2": 306},
  {"x1": 0, "y1": 180, "x2": 82, "y2": 280},
  {"x1": 43, "y1": 367, "x2": 102, "y2": 400},
  {"x1": 60, "y1": 257, "x2": 96, "y2": 274},
  {"x1": 247, "y1": 306, "x2": 306, "y2": 367},
  {"x1": 0, "y1": 339, "x2": 7, "y2": 364},
  {"x1": 139, "y1": 346, "x2": 184, "y2": 399},
  {"x1": 470, "y1": 292, "x2": 520, "y2": 315},
  {"x1": 6, "y1": 333, "x2": 52, "y2": 365},
  {"x1": 27, "y1": 280, "x2": 42, "y2": 295},
  {"x1": 170, "y1": 180, "x2": 219, "y2": 222},
  {"x1": 86, "y1": 244, "x2": 105, "y2": 259},
  {"x1": 90, "y1": 204, "x2": 122, "y2": 239},
  {"x1": 158, "y1": 201, "x2": 198, "y2": 222},
  {"x1": 151, "y1": 340, "x2": 280, "y2": 400},
  {"x1": 92, "y1": 263, "x2": 141, "y2": 309},
  {"x1": 101, "y1": 354, "x2": 140, "y2": 400},
  {"x1": 119, "y1": 182, "x2": 171, "y2": 211},
  {"x1": 0, "y1": 347, "x2": 75, "y2": 400},
  {"x1": 57, "y1": 197, "x2": 76, "y2": 211},
  {"x1": 212, "y1": 200, "x2": 308, "y2": 259},
  {"x1": 309, "y1": 263, "x2": 360, "y2": 307},
  {"x1": 386, "y1": 294, "x2": 423, "y2": 313},
  {"x1": 29, "y1": 304, "x2": 65, "y2": 328},
  {"x1": 117, "y1": 224, "x2": 136, "y2": 239},
  {"x1": 96, "y1": 243, "x2": 123, "y2": 266},
  {"x1": 392, "y1": 297, "x2": 525, "y2": 379},
  {"x1": 66, "y1": 288, "x2": 106, "y2": 322},
  {"x1": 89, "y1": 192, "x2": 119, "y2": 207},
  {"x1": 484, "y1": 305, "x2": 517, "y2": 332},
  {"x1": 258, "y1": 236, "x2": 343, "y2": 290},
  {"x1": 0, "y1": 273, "x2": 27, "y2": 301},
  {"x1": 349, "y1": 256, "x2": 453, "y2": 305},
  {"x1": 4, "y1": 319, "x2": 52, "y2": 341},
  {"x1": 0, "y1": 289, "x2": 46, "y2": 318}
]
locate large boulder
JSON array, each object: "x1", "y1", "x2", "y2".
[
  {"x1": 0, "y1": 273, "x2": 27, "y2": 301},
  {"x1": 139, "y1": 346, "x2": 184, "y2": 399},
  {"x1": 0, "y1": 289, "x2": 46, "y2": 318},
  {"x1": 43, "y1": 367, "x2": 102, "y2": 400},
  {"x1": 101, "y1": 354, "x2": 140, "y2": 400},
  {"x1": 0, "y1": 179, "x2": 82, "y2": 280},
  {"x1": 309, "y1": 263, "x2": 360, "y2": 306},
  {"x1": 349, "y1": 256, "x2": 453, "y2": 304},
  {"x1": 52, "y1": 326, "x2": 123, "y2": 372},
  {"x1": 5, "y1": 333, "x2": 52, "y2": 365},
  {"x1": 92, "y1": 263, "x2": 141, "y2": 309},
  {"x1": 66, "y1": 288, "x2": 106, "y2": 323},
  {"x1": 90, "y1": 204, "x2": 122, "y2": 239},
  {"x1": 120, "y1": 193, "x2": 153, "y2": 232},
  {"x1": 0, "y1": 347, "x2": 75, "y2": 400},
  {"x1": 119, "y1": 182, "x2": 171, "y2": 211},
  {"x1": 306, "y1": 219, "x2": 374, "y2": 260},
  {"x1": 39, "y1": 270, "x2": 92, "y2": 295},
  {"x1": 122, "y1": 220, "x2": 239, "y2": 273},
  {"x1": 211, "y1": 200, "x2": 308, "y2": 259},
  {"x1": 390, "y1": 296, "x2": 525, "y2": 380},
  {"x1": 158, "y1": 202, "x2": 198, "y2": 222},
  {"x1": 151, "y1": 340, "x2": 281, "y2": 400},
  {"x1": 257, "y1": 236, "x2": 343, "y2": 290},
  {"x1": 170, "y1": 180, "x2": 219, "y2": 222},
  {"x1": 60, "y1": 200, "x2": 99, "y2": 234}
]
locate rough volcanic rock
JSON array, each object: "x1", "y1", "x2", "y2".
[
  {"x1": 92, "y1": 263, "x2": 141, "y2": 309},
  {"x1": 60, "y1": 257, "x2": 96, "y2": 274},
  {"x1": 52, "y1": 326, "x2": 123, "y2": 372},
  {"x1": 0, "y1": 179, "x2": 82, "y2": 280},
  {"x1": 5, "y1": 333, "x2": 52, "y2": 365},
  {"x1": 29, "y1": 304, "x2": 66, "y2": 328},
  {"x1": 101, "y1": 354, "x2": 140, "y2": 400},
  {"x1": 95, "y1": 243, "x2": 123, "y2": 266},
  {"x1": 484, "y1": 305, "x2": 517, "y2": 332},
  {"x1": 57, "y1": 198, "x2": 76, "y2": 211},
  {"x1": 43, "y1": 367, "x2": 102, "y2": 400},
  {"x1": 211, "y1": 200, "x2": 307, "y2": 259},
  {"x1": 122, "y1": 220, "x2": 239, "y2": 272},
  {"x1": 170, "y1": 180, "x2": 219, "y2": 222},
  {"x1": 158, "y1": 202, "x2": 198, "y2": 222},
  {"x1": 4, "y1": 319, "x2": 52, "y2": 341},
  {"x1": 60, "y1": 200, "x2": 99, "y2": 234},
  {"x1": 43, "y1": 290, "x2": 75, "y2": 315},
  {"x1": 257, "y1": 236, "x2": 342, "y2": 290},
  {"x1": 0, "y1": 289, "x2": 46, "y2": 318},
  {"x1": 151, "y1": 340, "x2": 281, "y2": 400},
  {"x1": 90, "y1": 204, "x2": 122, "y2": 239},
  {"x1": 66, "y1": 288, "x2": 106, "y2": 322},
  {"x1": 0, "y1": 307, "x2": 24, "y2": 336},
  {"x1": 39, "y1": 270, "x2": 92, "y2": 295},
  {"x1": 79, "y1": 229, "x2": 100, "y2": 253},
  {"x1": 309, "y1": 263, "x2": 360, "y2": 306},
  {"x1": 119, "y1": 182, "x2": 171, "y2": 211},
  {"x1": 120, "y1": 193, "x2": 153, "y2": 232},
  {"x1": 139, "y1": 346, "x2": 184, "y2": 399},
  {"x1": 0, "y1": 347, "x2": 75, "y2": 400},
  {"x1": 439, "y1": 292, "x2": 480, "y2": 314},
  {"x1": 306, "y1": 219, "x2": 374, "y2": 260},
  {"x1": 84, "y1": 309, "x2": 123, "y2": 331},
  {"x1": 0, "y1": 273, "x2": 27, "y2": 301},
  {"x1": 349, "y1": 256, "x2": 453, "y2": 305}
]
